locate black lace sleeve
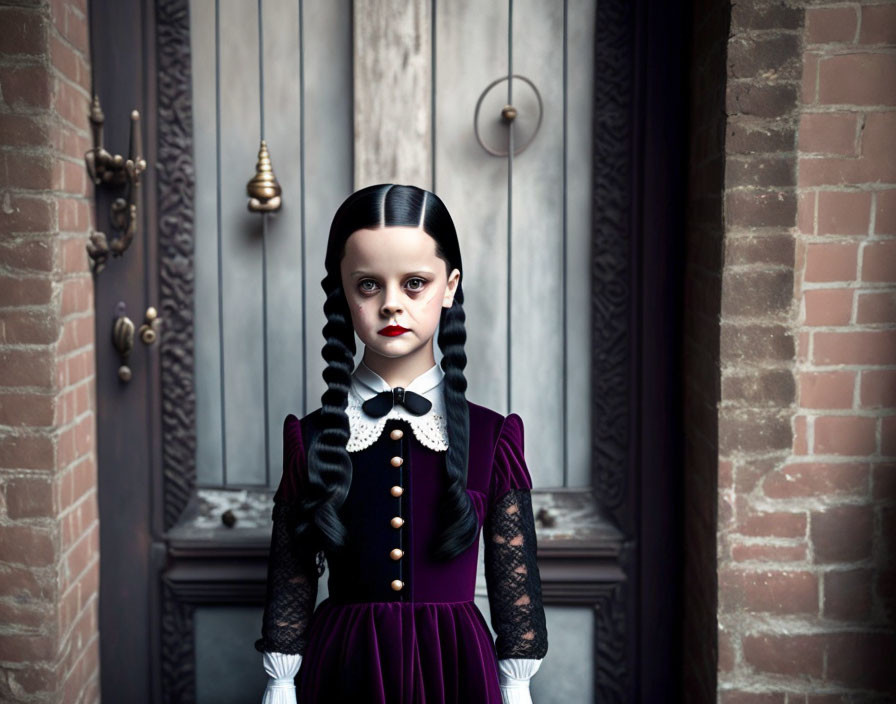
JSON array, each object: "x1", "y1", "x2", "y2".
[
  {"x1": 484, "y1": 489, "x2": 548, "y2": 659},
  {"x1": 483, "y1": 414, "x2": 548, "y2": 660},
  {"x1": 254, "y1": 502, "x2": 320, "y2": 655},
  {"x1": 254, "y1": 415, "x2": 320, "y2": 655}
]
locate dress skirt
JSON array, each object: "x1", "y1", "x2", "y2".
[{"x1": 294, "y1": 597, "x2": 503, "y2": 704}]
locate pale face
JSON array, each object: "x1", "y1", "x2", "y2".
[{"x1": 340, "y1": 226, "x2": 460, "y2": 376}]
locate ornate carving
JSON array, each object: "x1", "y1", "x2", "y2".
[
  {"x1": 160, "y1": 581, "x2": 196, "y2": 704},
  {"x1": 591, "y1": 0, "x2": 634, "y2": 515},
  {"x1": 156, "y1": 0, "x2": 197, "y2": 531},
  {"x1": 593, "y1": 582, "x2": 628, "y2": 703}
]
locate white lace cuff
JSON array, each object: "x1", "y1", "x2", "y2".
[
  {"x1": 261, "y1": 651, "x2": 302, "y2": 704},
  {"x1": 498, "y1": 658, "x2": 543, "y2": 704}
]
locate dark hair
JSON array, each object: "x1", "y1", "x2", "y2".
[{"x1": 294, "y1": 184, "x2": 478, "y2": 562}]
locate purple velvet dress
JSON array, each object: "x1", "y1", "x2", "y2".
[{"x1": 256, "y1": 400, "x2": 548, "y2": 703}]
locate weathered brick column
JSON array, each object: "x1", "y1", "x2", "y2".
[
  {"x1": 711, "y1": 1, "x2": 896, "y2": 701},
  {"x1": 0, "y1": 1, "x2": 99, "y2": 702}
]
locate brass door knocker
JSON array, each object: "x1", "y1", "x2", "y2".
[
  {"x1": 112, "y1": 302, "x2": 162, "y2": 382},
  {"x1": 84, "y1": 96, "x2": 147, "y2": 274}
]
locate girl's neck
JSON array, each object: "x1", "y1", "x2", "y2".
[{"x1": 361, "y1": 344, "x2": 437, "y2": 389}]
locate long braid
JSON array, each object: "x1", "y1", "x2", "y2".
[
  {"x1": 432, "y1": 282, "x2": 479, "y2": 560},
  {"x1": 294, "y1": 276, "x2": 355, "y2": 551}
]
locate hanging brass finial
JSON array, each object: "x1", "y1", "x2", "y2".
[{"x1": 246, "y1": 139, "x2": 282, "y2": 212}]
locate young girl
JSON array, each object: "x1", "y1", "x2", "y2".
[{"x1": 255, "y1": 184, "x2": 548, "y2": 703}]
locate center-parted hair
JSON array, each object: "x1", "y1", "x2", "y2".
[{"x1": 294, "y1": 184, "x2": 478, "y2": 562}]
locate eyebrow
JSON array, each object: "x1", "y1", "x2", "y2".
[{"x1": 350, "y1": 269, "x2": 436, "y2": 277}]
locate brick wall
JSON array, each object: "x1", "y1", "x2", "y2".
[
  {"x1": 713, "y1": 1, "x2": 896, "y2": 701},
  {"x1": 0, "y1": 1, "x2": 99, "y2": 702}
]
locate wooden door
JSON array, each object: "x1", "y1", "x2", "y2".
[{"x1": 89, "y1": 0, "x2": 687, "y2": 701}]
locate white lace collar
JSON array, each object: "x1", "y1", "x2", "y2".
[{"x1": 346, "y1": 360, "x2": 449, "y2": 453}]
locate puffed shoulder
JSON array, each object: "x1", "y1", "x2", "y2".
[
  {"x1": 489, "y1": 412, "x2": 533, "y2": 504},
  {"x1": 273, "y1": 413, "x2": 305, "y2": 504}
]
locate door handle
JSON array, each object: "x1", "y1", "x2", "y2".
[{"x1": 112, "y1": 303, "x2": 162, "y2": 382}]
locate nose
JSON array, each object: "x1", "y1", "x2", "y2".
[{"x1": 380, "y1": 281, "x2": 404, "y2": 318}]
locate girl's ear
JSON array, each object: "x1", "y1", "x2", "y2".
[{"x1": 443, "y1": 268, "x2": 461, "y2": 308}]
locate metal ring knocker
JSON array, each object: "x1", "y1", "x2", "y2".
[{"x1": 473, "y1": 74, "x2": 544, "y2": 157}]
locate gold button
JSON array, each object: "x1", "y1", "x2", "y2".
[
  {"x1": 390, "y1": 548, "x2": 404, "y2": 560},
  {"x1": 391, "y1": 579, "x2": 404, "y2": 591},
  {"x1": 390, "y1": 429, "x2": 403, "y2": 440},
  {"x1": 390, "y1": 485, "x2": 403, "y2": 497},
  {"x1": 390, "y1": 456, "x2": 403, "y2": 467},
  {"x1": 390, "y1": 516, "x2": 404, "y2": 529}
]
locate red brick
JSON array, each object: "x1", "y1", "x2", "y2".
[
  {"x1": 738, "y1": 510, "x2": 807, "y2": 538},
  {"x1": 4, "y1": 664, "x2": 57, "y2": 696},
  {"x1": 742, "y1": 633, "x2": 824, "y2": 677},
  {"x1": 798, "y1": 371, "x2": 855, "y2": 409},
  {"x1": 0, "y1": 275, "x2": 55, "y2": 307},
  {"x1": 860, "y1": 4, "x2": 896, "y2": 45},
  {"x1": 819, "y1": 53, "x2": 896, "y2": 106},
  {"x1": 872, "y1": 463, "x2": 896, "y2": 501},
  {"x1": 721, "y1": 323, "x2": 794, "y2": 363},
  {"x1": 719, "y1": 407, "x2": 792, "y2": 454},
  {"x1": 0, "y1": 633, "x2": 56, "y2": 663},
  {"x1": 5, "y1": 475, "x2": 56, "y2": 519},
  {"x1": 0, "y1": 64, "x2": 53, "y2": 110},
  {"x1": 721, "y1": 695, "x2": 785, "y2": 704},
  {"x1": 725, "y1": 190, "x2": 797, "y2": 228},
  {"x1": 816, "y1": 190, "x2": 872, "y2": 235},
  {"x1": 863, "y1": 110, "x2": 896, "y2": 159},
  {"x1": 824, "y1": 568, "x2": 872, "y2": 620},
  {"x1": 825, "y1": 632, "x2": 896, "y2": 690},
  {"x1": 803, "y1": 51, "x2": 820, "y2": 105},
  {"x1": 727, "y1": 34, "x2": 801, "y2": 81},
  {"x1": 862, "y1": 240, "x2": 896, "y2": 282},
  {"x1": 882, "y1": 416, "x2": 896, "y2": 456},
  {"x1": 794, "y1": 413, "x2": 809, "y2": 454},
  {"x1": 806, "y1": 6, "x2": 858, "y2": 44},
  {"x1": 0, "y1": 392, "x2": 55, "y2": 426},
  {"x1": 0, "y1": 523, "x2": 56, "y2": 567},
  {"x1": 725, "y1": 234, "x2": 794, "y2": 267},
  {"x1": 799, "y1": 152, "x2": 896, "y2": 187},
  {"x1": 0, "y1": 113, "x2": 51, "y2": 147},
  {"x1": 876, "y1": 189, "x2": 896, "y2": 235},
  {"x1": 720, "y1": 568, "x2": 818, "y2": 614},
  {"x1": 813, "y1": 330, "x2": 896, "y2": 365},
  {"x1": 763, "y1": 462, "x2": 867, "y2": 498},
  {"x1": 722, "y1": 368, "x2": 795, "y2": 406},
  {"x1": 0, "y1": 196, "x2": 55, "y2": 234},
  {"x1": 798, "y1": 112, "x2": 859, "y2": 156},
  {"x1": 814, "y1": 415, "x2": 876, "y2": 456},
  {"x1": 798, "y1": 190, "x2": 815, "y2": 234},
  {"x1": 811, "y1": 505, "x2": 873, "y2": 563},
  {"x1": 0, "y1": 310, "x2": 59, "y2": 345},
  {"x1": 803, "y1": 288, "x2": 853, "y2": 326},
  {"x1": 856, "y1": 291, "x2": 896, "y2": 323},
  {"x1": 0, "y1": 348, "x2": 57, "y2": 390},
  {"x1": 0, "y1": 151, "x2": 56, "y2": 190},
  {"x1": 804, "y1": 242, "x2": 858, "y2": 282},
  {"x1": 727, "y1": 81, "x2": 799, "y2": 119},
  {"x1": 0, "y1": 239, "x2": 55, "y2": 274},
  {"x1": 860, "y1": 370, "x2": 896, "y2": 408},
  {"x1": 730, "y1": 542, "x2": 807, "y2": 562},
  {"x1": 0, "y1": 7, "x2": 47, "y2": 55}
]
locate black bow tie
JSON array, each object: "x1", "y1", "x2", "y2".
[{"x1": 361, "y1": 387, "x2": 432, "y2": 418}]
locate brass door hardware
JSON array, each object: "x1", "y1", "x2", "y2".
[
  {"x1": 85, "y1": 96, "x2": 148, "y2": 274},
  {"x1": 473, "y1": 74, "x2": 543, "y2": 157},
  {"x1": 246, "y1": 140, "x2": 282, "y2": 212},
  {"x1": 112, "y1": 302, "x2": 162, "y2": 382}
]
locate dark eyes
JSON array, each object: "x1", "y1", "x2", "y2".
[{"x1": 358, "y1": 277, "x2": 427, "y2": 295}]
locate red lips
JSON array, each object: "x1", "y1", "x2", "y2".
[{"x1": 379, "y1": 325, "x2": 409, "y2": 336}]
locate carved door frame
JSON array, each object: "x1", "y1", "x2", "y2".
[{"x1": 90, "y1": 0, "x2": 687, "y2": 701}]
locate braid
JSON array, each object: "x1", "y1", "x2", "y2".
[
  {"x1": 294, "y1": 275, "x2": 354, "y2": 552},
  {"x1": 432, "y1": 282, "x2": 479, "y2": 561}
]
